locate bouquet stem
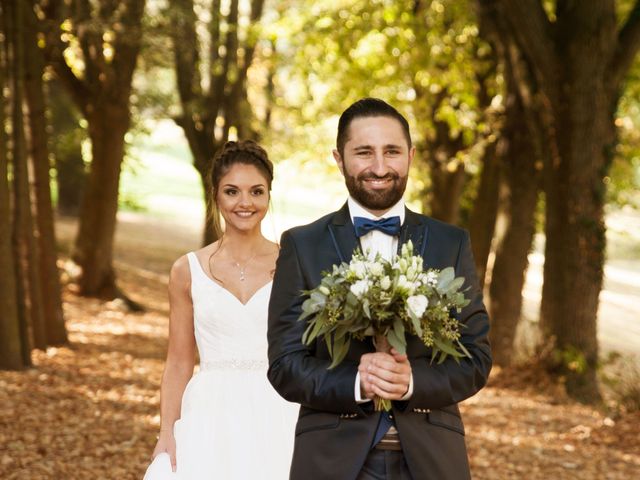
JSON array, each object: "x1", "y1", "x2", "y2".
[{"x1": 373, "y1": 334, "x2": 392, "y2": 411}]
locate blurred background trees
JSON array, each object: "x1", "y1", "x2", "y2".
[{"x1": 1, "y1": 0, "x2": 639, "y2": 402}]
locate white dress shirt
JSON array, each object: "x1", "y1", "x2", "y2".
[{"x1": 347, "y1": 197, "x2": 414, "y2": 402}]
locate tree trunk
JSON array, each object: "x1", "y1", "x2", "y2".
[
  {"x1": 540, "y1": 88, "x2": 613, "y2": 402},
  {"x1": 0, "y1": 128, "x2": 23, "y2": 368},
  {"x1": 23, "y1": 5, "x2": 67, "y2": 345},
  {"x1": 49, "y1": 80, "x2": 85, "y2": 217},
  {"x1": 0, "y1": 0, "x2": 24, "y2": 369},
  {"x1": 488, "y1": 89, "x2": 539, "y2": 367},
  {"x1": 7, "y1": 0, "x2": 40, "y2": 360},
  {"x1": 468, "y1": 141, "x2": 500, "y2": 288},
  {"x1": 72, "y1": 105, "x2": 129, "y2": 296},
  {"x1": 428, "y1": 159, "x2": 466, "y2": 225}
]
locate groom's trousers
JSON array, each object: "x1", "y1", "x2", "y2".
[{"x1": 356, "y1": 449, "x2": 413, "y2": 480}]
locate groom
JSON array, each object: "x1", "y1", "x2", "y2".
[{"x1": 268, "y1": 98, "x2": 492, "y2": 479}]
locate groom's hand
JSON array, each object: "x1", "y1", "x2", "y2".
[
  {"x1": 358, "y1": 351, "x2": 412, "y2": 400},
  {"x1": 358, "y1": 352, "x2": 390, "y2": 400}
]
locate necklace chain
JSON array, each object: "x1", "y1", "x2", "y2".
[{"x1": 233, "y1": 251, "x2": 258, "y2": 282}]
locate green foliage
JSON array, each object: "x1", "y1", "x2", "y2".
[
  {"x1": 612, "y1": 58, "x2": 640, "y2": 209},
  {"x1": 268, "y1": 0, "x2": 500, "y2": 181},
  {"x1": 554, "y1": 345, "x2": 588, "y2": 375}
]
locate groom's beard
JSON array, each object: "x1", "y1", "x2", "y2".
[{"x1": 344, "y1": 171, "x2": 408, "y2": 211}]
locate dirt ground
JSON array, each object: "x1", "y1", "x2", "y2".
[{"x1": 0, "y1": 213, "x2": 638, "y2": 479}]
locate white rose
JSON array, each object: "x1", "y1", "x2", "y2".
[
  {"x1": 380, "y1": 276, "x2": 391, "y2": 291},
  {"x1": 407, "y1": 295, "x2": 429, "y2": 318},
  {"x1": 350, "y1": 261, "x2": 367, "y2": 279},
  {"x1": 350, "y1": 279, "x2": 369, "y2": 298},
  {"x1": 368, "y1": 262, "x2": 384, "y2": 277}
]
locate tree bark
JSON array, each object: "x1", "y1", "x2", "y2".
[
  {"x1": 428, "y1": 158, "x2": 466, "y2": 225},
  {"x1": 539, "y1": 82, "x2": 613, "y2": 401},
  {"x1": 468, "y1": 141, "x2": 500, "y2": 288},
  {"x1": 0, "y1": 0, "x2": 25, "y2": 369},
  {"x1": 49, "y1": 79, "x2": 85, "y2": 217},
  {"x1": 7, "y1": 0, "x2": 42, "y2": 359},
  {"x1": 73, "y1": 105, "x2": 130, "y2": 296},
  {"x1": 488, "y1": 88, "x2": 539, "y2": 366},
  {"x1": 23, "y1": 3, "x2": 67, "y2": 344}
]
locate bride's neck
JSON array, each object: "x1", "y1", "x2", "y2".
[{"x1": 220, "y1": 227, "x2": 267, "y2": 258}]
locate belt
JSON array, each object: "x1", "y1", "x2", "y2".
[{"x1": 374, "y1": 440, "x2": 402, "y2": 451}]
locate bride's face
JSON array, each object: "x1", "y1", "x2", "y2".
[{"x1": 216, "y1": 163, "x2": 270, "y2": 233}]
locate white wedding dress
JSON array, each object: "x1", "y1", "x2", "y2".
[{"x1": 144, "y1": 252, "x2": 298, "y2": 479}]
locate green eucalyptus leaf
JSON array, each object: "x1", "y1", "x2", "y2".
[
  {"x1": 433, "y1": 337, "x2": 463, "y2": 358},
  {"x1": 387, "y1": 329, "x2": 406, "y2": 355}
]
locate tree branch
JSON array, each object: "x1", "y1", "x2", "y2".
[
  {"x1": 209, "y1": 0, "x2": 239, "y2": 114},
  {"x1": 610, "y1": 0, "x2": 640, "y2": 88},
  {"x1": 486, "y1": 0, "x2": 558, "y2": 87},
  {"x1": 111, "y1": 0, "x2": 145, "y2": 101},
  {"x1": 38, "y1": 0, "x2": 91, "y2": 112},
  {"x1": 172, "y1": 0, "x2": 200, "y2": 114}
]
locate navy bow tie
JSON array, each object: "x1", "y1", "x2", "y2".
[{"x1": 353, "y1": 216, "x2": 401, "y2": 238}]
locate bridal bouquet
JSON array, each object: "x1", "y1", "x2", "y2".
[{"x1": 300, "y1": 241, "x2": 471, "y2": 410}]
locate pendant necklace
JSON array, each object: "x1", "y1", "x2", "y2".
[{"x1": 233, "y1": 251, "x2": 258, "y2": 282}]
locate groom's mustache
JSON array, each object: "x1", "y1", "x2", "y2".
[{"x1": 357, "y1": 172, "x2": 400, "y2": 182}]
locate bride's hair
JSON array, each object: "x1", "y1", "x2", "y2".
[{"x1": 208, "y1": 140, "x2": 274, "y2": 238}]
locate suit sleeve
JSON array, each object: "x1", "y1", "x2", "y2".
[
  {"x1": 403, "y1": 230, "x2": 492, "y2": 410},
  {"x1": 267, "y1": 231, "x2": 364, "y2": 414}
]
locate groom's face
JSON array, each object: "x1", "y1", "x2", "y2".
[{"x1": 333, "y1": 116, "x2": 415, "y2": 215}]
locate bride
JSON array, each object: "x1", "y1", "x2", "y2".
[{"x1": 144, "y1": 140, "x2": 298, "y2": 479}]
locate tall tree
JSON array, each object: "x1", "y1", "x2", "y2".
[
  {"x1": 474, "y1": 1, "x2": 542, "y2": 366},
  {"x1": 6, "y1": 0, "x2": 42, "y2": 361},
  {"x1": 481, "y1": 0, "x2": 640, "y2": 400},
  {"x1": 170, "y1": 0, "x2": 265, "y2": 245},
  {"x1": 40, "y1": 0, "x2": 146, "y2": 297},
  {"x1": 0, "y1": 0, "x2": 25, "y2": 369},
  {"x1": 23, "y1": 1, "x2": 67, "y2": 344}
]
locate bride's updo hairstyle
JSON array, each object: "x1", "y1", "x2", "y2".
[{"x1": 209, "y1": 140, "x2": 274, "y2": 237}]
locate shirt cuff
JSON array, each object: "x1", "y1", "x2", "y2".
[
  {"x1": 354, "y1": 371, "x2": 371, "y2": 403},
  {"x1": 400, "y1": 373, "x2": 414, "y2": 401}
]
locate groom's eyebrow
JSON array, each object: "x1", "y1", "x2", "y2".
[{"x1": 352, "y1": 143, "x2": 404, "y2": 151}]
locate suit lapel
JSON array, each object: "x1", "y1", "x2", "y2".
[
  {"x1": 398, "y1": 207, "x2": 430, "y2": 259},
  {"x1": 327, "y1": 202, "x2": 359, "y2": 263}
]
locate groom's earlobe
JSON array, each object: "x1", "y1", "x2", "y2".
[{"x1": 333, "y1": 149, "x2": 345, "y2": 175}]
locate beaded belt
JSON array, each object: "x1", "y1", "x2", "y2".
[{"x1": 199, "y1": 359, "x2": 268, "y2": 371}]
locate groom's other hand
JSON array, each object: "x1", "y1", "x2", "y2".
[
  {"x1": 358, "y1": 351, "x2": 412, "y2": 400},
  {"x1": 368, "y1": 350, "x2": 412, "y2": 400}
]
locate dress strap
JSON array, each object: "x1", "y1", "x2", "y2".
[{"x1": 186, "y1": 252, "x2": 204, "y2": 281}]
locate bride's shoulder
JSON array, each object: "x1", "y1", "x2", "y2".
[{"x1": 169, "y1": 254, "x2": 192, "y2": 291}]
